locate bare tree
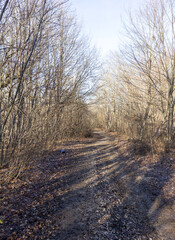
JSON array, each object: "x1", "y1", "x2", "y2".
[
  {"x1": 0, "y1": 0, "x2": 98, "y2": 181},
  {"x1": 95, "y1": 0, "x2": 175, "y2": 150},
  {"x1": 124, "y1": 0, "x2": 175, "y2": 145}
]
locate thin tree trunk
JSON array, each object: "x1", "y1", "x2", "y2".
[
  {"x1": 0, "y1": 0, "x2": 10, "y2": 22},
  {"x1": 167, "y1": 81, "x2": 174, "y2": 146}
]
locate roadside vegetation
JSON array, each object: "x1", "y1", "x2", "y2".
[
  {"x1": 94, "y1": 0, "x2": 175, "y2": 153},
  {"x1": 1, "y1": 0, "x2": 175, "y2": 182},
  {"x1": 0, "y1": 0, "x2": 98, "y2": 181},
  {"x1": 0, "y1": 0, "x2": 175, "y2": 238}
]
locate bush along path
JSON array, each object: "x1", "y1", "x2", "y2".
[{"x1": 0, "y1": 130, "x2": 175, "y2": 239}]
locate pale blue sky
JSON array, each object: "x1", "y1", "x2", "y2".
[{"x1": 70, "y1": 0, "x2": 144, "y2": 57}]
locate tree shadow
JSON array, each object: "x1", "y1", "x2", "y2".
[{"x1": 0, "y1": 132, "x2": 174, "y2": 239}]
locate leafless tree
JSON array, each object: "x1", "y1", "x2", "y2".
[
  {"x1": 0, "y1": 0, "x2": 98, "y2": 180},
  {"x1": 95, "y1": 0, "x2": 175, "y2": 150}
]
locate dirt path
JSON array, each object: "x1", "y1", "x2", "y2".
[{"x1": 1, "y1": 130, "x2": 175, "y2": 239}]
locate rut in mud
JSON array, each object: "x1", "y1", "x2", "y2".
[{"x1": 1, "y1": 130, "x2": 175, "y2": 239}]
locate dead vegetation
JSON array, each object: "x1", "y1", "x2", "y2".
[
  {"x1": 94, "y1": 0, "x2": 175, "y2": 153},
  {"x1": 0, "y1": 0, "x2": 98, "y2": 181},
  {"x1": 0, "y1": 0, "x2": 175, "y2": 238}
]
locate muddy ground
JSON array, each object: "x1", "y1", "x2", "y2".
[{"x1": 0, "y1": 130, "x2": 175, "y2": 239}]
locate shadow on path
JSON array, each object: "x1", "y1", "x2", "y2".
[{"x1": 0, "y1": 130, "x2": 174, "y2": 239}]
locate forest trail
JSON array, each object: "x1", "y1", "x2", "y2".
[{"x1": 1, "y1": 130, "x2": 175, "y2": 239}]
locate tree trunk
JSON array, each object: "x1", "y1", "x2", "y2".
[{"x1": 167, "y1": 82, "x2": 174, "y2": 146}]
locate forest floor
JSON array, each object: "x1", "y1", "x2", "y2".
[{"x1": 0, "y1": 130, "x2": 175, "y2": 239}]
